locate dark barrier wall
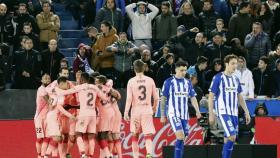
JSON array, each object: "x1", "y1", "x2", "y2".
[{"x1": 163, "y1": 145, "x2": 277, "y2": 158}]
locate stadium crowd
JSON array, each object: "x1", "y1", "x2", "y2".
[{"x1": 0, "y1": 0, "x2": 280, "y2": 97}]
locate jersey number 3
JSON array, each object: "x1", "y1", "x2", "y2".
[{"x1": 138, "y1": 85, "x2": 146, "y2": 101}]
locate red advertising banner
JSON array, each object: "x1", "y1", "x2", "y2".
[
  {"x1": 0, "y1": 118, "x2": 203, "y2": 158},
  {"x1": 255, "y1": 117, "x2": 280, "y2": 158}
]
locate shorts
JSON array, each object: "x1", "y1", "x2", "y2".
[
  {"x1": 130, "y1": 114, "x2": 155, "y2": 135},
  {"x1": 34, "y1": 118, "x2": 47, "y2": 138},
  {"x1": 76, "y1": 116, "x2": 97, "y2": 134},
  {"x1": 112, "y1": 111, "x2": 122, "y2": 133},
  {"x1": 218, "y1": 114, "x2": 238, "y2": 137},
  {"x1": 97, "y1": 108, "x2": 115, "y2": 132},
  {"x1": 168, "y1": 116, "x2": 189, "y2": 136},
  {"x1": 46, "y1": 111, "x2": 61, "y2": 137},
  {"x1": 60, "y1": 116, "x2": 70, "y2": 134}
]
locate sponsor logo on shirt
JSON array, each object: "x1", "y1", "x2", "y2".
[
  {"x1": 225, "y1": 87, "x2": 237, "y2": 92},
  {"x1": 174, "y1": 92, "x2": 188, "y2": 96}
]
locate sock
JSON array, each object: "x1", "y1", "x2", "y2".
[
  {"x1": 99, "y1": 140, "x2": 111, "y2": 157},
  {"x1": 83, "y1": 135, "x2": 89, "y2": 155},
  {"x1": 132, "y1": 135, "x2": 139, "y2": 158},
  {"x1": 174, "y1": 139, "x2": 184, "y2": 158},
  {"x1": 145, "y1": 135, "x2": 153, "y2": 155},
  {"x1": 41, "y1": 138, "x2": 50, "y2": 156},
  {"x1": 114, "y1": 139, "x2": 122, "y2": 158},
  {"x1": 108, "y1": 140, "x2": 114, "y2": 153},
  {"x1": 77, "y1": 135, "x2": 85, "y2": 154},
  {"x1": 222, "y1": 140, "x2": 234, "y2": 158},
  {"x1": 88, "y1": 137, "x2": 95, "y2": 156}
]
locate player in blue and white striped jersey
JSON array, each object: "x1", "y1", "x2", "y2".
[
  {"x1": 160, "y1": 60, "x2": 201, "y2": 158},
  {"x1": 208, "y1": 55, "x2": 251, "y2": 158}
]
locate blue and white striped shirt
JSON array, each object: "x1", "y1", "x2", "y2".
[
  {"x1": 209, "y1": 72, "x2": 242, "y2": 116},
  {"x1": 162, "y1": 77, "x2": 196, "y2": 120}
]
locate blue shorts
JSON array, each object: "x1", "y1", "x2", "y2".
[
  {"x1": 218, "y1": 114, "x2": 238, "y2": 137},
  {"x1": 168, "y1": 116, "x2": 189, "y2": 136}
]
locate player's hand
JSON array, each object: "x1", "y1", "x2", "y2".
[
  {"x1": 160, "y1": 116, "x2": 167, "y2": 125},
  {"x1": 124, "y1": 113, "x2": 130, "y2": 122},
  {"x1": 152, "y1": 106, "x2": 157, "y2": 114},
  {"x1": 245, "y1": 112, "x2": 251, "y2": 125},
  {"x1": 209, "y1": 113, "x2": 215, "y2": 126},
  {"x1": 196, "y1": 112, "x2": 202, "y2": 119}
]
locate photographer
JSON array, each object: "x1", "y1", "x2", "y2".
[{"x1": 106, "y1": 32, "x2": 138, "y2": 88}]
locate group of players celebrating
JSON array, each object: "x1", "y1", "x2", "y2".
[{"x1": 34, "y1": 54, "x2": 251, "y2": 158}]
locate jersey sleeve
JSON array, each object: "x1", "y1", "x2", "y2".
[
  {"x1": 209, "y1": 75, "x2": 220, "y2": 96},
  {"x1": 188, "y1": 80, "x2": 197, "y2": 97},
  {"x1": 236, "y1": 77, "x2": 242, "y2": 94},
  {"x1": 161, "y1": 79, "x2": 170, "y2": 98}
]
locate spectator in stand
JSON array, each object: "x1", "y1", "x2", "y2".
[
  {"x1": 273, "y1": 30, "x2": 280, "y2": 49},
  {"x1": 13, "y1": 37, "x2": 42, "y2": 89},
  {"x1": 30, "y1": 0, "x2": 54, "y2": 16},
  {"x1": 41, "y1": 39, "x2": 64, "y2": 81},
  {"x1": 272, "y1": 59, "x2": 280, "y2": 98},
  {"x1": 96, "y1": 0, "x2": 126, "y2": 15},
  {"x1": 234, "y1": 56, "x2": 255, "y2": 100},
  {"x1": 132, "y1": 44, "x2": 150, "y2": 63},
  {"x1": 198, "y1": 0, "x2": 220, "y2": 38},
  {"x1": 14, "y1": 3, "x2": 39, "y2": 37},
  {"x1": 168, "y1": 25, "x2": 199, "y2": 62},
  {"x1": 0, "y1": 43, "x2": 9, "y2": 91},
  {"x1": 65, "y1": 0, "x2": 87, "y2": 29},
  {"x1": 60, "y1": 58, "x2": 69, "y2": 69},
  {"x1": 141, "y1": 49, "x2": 158, "y2": 79},
  {"x1": 0, "y1": 3, "x2": 14, "y2": 45},
  {"x1": 86, "y1": 26, "x2": 100, "y2": 48},
  {"x1": 95, "y1": 0, "x2": 123, "y2": 32},
  {"x1": 156, "y1": 53, "x2": 175, "y2": 88},
  {"x1": 210, "y1": 18, "x2": 227, "y2": 43},
  {"x1": 153, "y1": 1, "x2": 177, "y2": 50},
  {"x1": 205, "y1": 32, "x2": 230, "y2": 64},
  {"x1": 177, "y1": 2, "x2": 200, "y2": 31},
  {"x1": 268, "y1": 43, "x2": 280, "y2": 70},
  {"x1": 266, "y1": 0, "x2": 279, "y2": 11},
  {"x1": 186, "y1": 32, "x2": 207, "y2": 66},
  {"x1": 250, "y1": 0, "x2": 261, "y2": 18},
  {"x1": 272, "y1": 5, "x2": 280, "y2": 35},
  {"x1": 126, "y1": 1, "x2": 159, "y2": 49},
  {"x1": 256, "y1": 2, "x2": 274, "y2": 35},
  {"x1": 253, "y1": 56, "x2": 273, "y2": 97},
  {"x1": 91, "y1": 21, "x2": 118, "y2": 79},
  {"x1": 36, "y1": 1, "x2": 60, "y2": 50},
  {"x1": 245, "y1": 22, "x2": 271, "y2": 69},
  {"x1": 153, "y1": 44, "x2": 171, "y2": 64},
  {"x1": 230, "y1": 38, "x2": 248, "y2": 59},
  {"x1": 83, "y1": 0, "x2": 96, "y2": 27},
  {"x1": 16, "y1": 35, "x2": 29, "y2": 52},
  {"x1": 171, "y1": 0, "x2": 185, "y2": 15},
  {"x1": 218, "y1": 0, "x2": 239, "y2": 27},
  {"x1": 17, "y1": 22, "x2": 40, "y2": 51},
  {"x1": 190, "y1": 74, "x2": 204, "y2": 102},
  {"x1": 106, "y1": 32, "x2": 138, "y2": 88},
  {"x1": 73, "y1": 43, "x2": 94, "y2": 74},
  {"x1": 187, "y1": 56, "x2": 208, "y2": 93},
  {"x1": 205, "y1": 58, "x2": 223, "y2": 90},
  {"x1": 228, "y1": 1, "x2": 253, "y2": 44}
]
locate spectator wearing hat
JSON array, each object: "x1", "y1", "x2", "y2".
[
  {"x1": 168, "y1": 25, "x2": 199, "y2": 61},
  {"x1": 187, "y1": 56, "x2": 208, "y2": 93},
  {"x1": 106, "y1": 32, "x2": 139, "y2": 88},
  {"x1": 156, "y1": 53, "x2": 175, "y2": 87},
  {"x1": 234, "y1": 56, "x2": 255, "y2": 100},
  {"x1": 198, "y1": 0, "x2": 220, "y2": 39},
  {"x1": 41, "y1": 39, "x2": 64, "y2": 81},
  {"x1": 153, "y1": 1, "x2": 177, "y2": 50},
  {"x1": 228, "y1": 1, "x2": 253, "y2": 44},
  {"x1": 204, "y1": 32, "x2": 230, "y2": 64},
  {"x1": 126, "y1": 1, "x2": 159, "y2": 49},
  {"x1": 205, "y1": 58, "x2": 223, "y2": 91},
  {"x1": 272, "y1": 59, "x2": 280, "y2": 98},
  {"x1": 252, "y1": 56, "x2": 273, "y2": 97},
  {"x1": 245, "y1": 22, "x2": 271, "y2": 69},
  {"x1": 73, "y1": 43, "x2": 93, "y2": 74}
]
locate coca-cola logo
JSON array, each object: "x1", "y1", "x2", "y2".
[{"x1": 120, "y1": 118, "x2": 203, "y2": 158}]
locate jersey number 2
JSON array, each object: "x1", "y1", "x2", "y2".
[
  {"x1": 138, "y1": 85, "x2": 146, "y2": 101},
  {"x1": 87, "y1": 93, "x2": 94, "y2": 106}
]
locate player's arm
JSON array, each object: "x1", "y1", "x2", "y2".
[
  {"x1": 160, "y1": 80, "x2": 170, "y2": 124},
  {"x1": 152, "y1": 82, "x2": 159, "y2": 113},
  {"x1": 55, "y1": 85, "x2": 82, "y2": 96},
  {"x1": 110, "y1": 88, "x2": 121, "y2": 100},
  {"x1": 124, "y1": 81, "x2": 132, "y2": 121},
  {"x1": 208, "y1": 92, "x2": 215, "y2": 125},
  {"x1": 57, "y1": 104, "x2": 75, "y2": 119},
  {"x1": 238, "y1": 94, "x2": 251, "y2": 124},
  {"x1": 190, "y1": 97, "x2": 201, "y2": 119}
]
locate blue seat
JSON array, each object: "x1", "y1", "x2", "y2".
[
  {"x1": 60, "y1": 48, "x2": 78, "y2": 57},
  {"x1": 60, "y1": 20, "x2": 78, "y2": 30},
  {"x1": 59, "y1": 38, "x2": 80, "y2": 48},
  {"x1": 53, "y1": 3, "x2": 66, "y2": 12},
  {"x1": 65, "y1": 57, "x2": 76, "y2": 68},
  {"x1": 59, "y1": 30, "x2": 86, "y2": 38}
]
